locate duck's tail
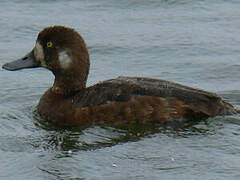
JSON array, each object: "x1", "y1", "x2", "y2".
[{"x1": 219, "y1": 100, "x2": 239, "y2": 115}]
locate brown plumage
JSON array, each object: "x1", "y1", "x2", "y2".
[{"x1": 2, "y1": 26, "x2": 238, "y2": 127}]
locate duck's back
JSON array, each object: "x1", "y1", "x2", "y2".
[{"x1": 73, "y1": 76, "x2": 237, "y2": 125}]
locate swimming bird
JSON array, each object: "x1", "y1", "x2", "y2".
[{"x1": 2, "y1": 26, "x2": 238, "y2": 127}]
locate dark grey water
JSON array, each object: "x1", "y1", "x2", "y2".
[{"x1": 1, "y1": 0, "x2": 240, "y2": 179}]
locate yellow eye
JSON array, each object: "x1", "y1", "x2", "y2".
[{"x1": 46, "y1": 41, "x2": 53, "y2": 48}]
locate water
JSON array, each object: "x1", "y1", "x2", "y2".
[{"x1": 1, "y1": 0, "x2": 240, "y2": 179}]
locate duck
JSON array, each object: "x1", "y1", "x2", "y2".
[{"x1": 2, "y1": 25, "x2": 238, "y2": 127}]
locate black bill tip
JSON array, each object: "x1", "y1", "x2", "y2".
[{"x1": 2, "y1": 61, "x2": 22, "y2": 71}]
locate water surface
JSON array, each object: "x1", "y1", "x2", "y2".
[{"x1": 1, "y1": 0, "x2": 240, "y2": 179}]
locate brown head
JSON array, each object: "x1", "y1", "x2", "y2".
[{"x1": 3, "y1": 26, "x2": 90, "y2": 94}]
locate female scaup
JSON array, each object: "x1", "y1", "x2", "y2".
[{"x1": 2, "y1": 26, "x2": 238, "y2": 127}]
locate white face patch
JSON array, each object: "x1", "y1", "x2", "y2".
[
  {"x1": 34, "y1": 41, "x2": 46, "y2": 67},
  {"x1": 58, "y1": 50, "x2": 72, "y2": 69}
]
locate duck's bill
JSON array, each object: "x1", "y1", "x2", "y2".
[{"x1": 2, "y1": 49, "x2": 41, "y2": 71}]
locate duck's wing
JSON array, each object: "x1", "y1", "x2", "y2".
[{"x1": 75, "y1": 76, "x2": 236, "y2": 122}]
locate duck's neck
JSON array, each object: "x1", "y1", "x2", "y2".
[{"x1": 51, "y1": 72, "x2": 87, "y2": 95}]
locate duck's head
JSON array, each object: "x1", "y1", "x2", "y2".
[{"x1": 3, "y1": 26, "x2": 90, "y2": 94}]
